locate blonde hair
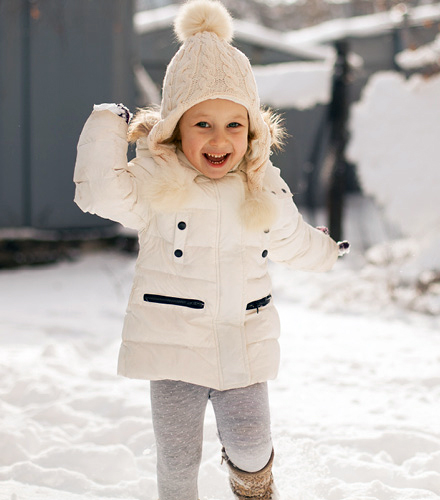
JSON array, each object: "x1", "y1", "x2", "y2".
[{"x1": 128, "y1": 105, "x2": 286, "y2": 159}]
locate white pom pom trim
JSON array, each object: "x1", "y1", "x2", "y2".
[{"x1": 174, "y1": 0, "x2": 233, "y2": 43}]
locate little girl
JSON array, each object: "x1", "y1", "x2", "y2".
[{"x1": 74, "y1": 1, "x2": 349, "y2": 498}]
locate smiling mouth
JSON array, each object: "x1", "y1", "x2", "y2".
[{"x1": 204, "y1": 153, "x2": 230, "y2": 165}]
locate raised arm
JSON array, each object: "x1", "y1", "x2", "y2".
[{"x1": 73, "y1": 106, "x2": 150, "y2": 230}]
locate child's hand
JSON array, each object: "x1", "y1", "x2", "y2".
[
  {"x1": 316, "y1": 227, "x2": 350, "y2": 257},
  {"x1": 93, "y1": 103, "x2": 132, "y2": 124},
  {"x1": 316, "y1": 226, "x2": 330, "y2": 236},
  {"x1": 337, "y1": 240, "x2": 350, "y2": 256}
]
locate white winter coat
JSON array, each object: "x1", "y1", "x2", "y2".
[{"x1": 74, "y1": 110, "x2": 338, "y2": 390}]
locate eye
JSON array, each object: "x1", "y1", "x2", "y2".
[
  {"x1": 196, "y1": 122, "x2": 209, "y2": 128},
  {"x1": 227, "y1": 122, "x2": 241, "y2": 128}
]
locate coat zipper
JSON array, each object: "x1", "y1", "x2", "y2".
[
  {"x1": 143, "y1": 294, "x2": 205, "y2": 310},
  {"x1": 246, "y1": 294, "x2": 272, "y2": 313}
]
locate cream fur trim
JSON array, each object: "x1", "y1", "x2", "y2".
[
  {"x1": 241, "y1": 189, "x2": 278, "y2": 232},
  {"x1": 137, "y1": 147, "x2": 279, "y2": 231},
  {"x1": 140, "y1": 162, "x2": 197, "y2": 213}
]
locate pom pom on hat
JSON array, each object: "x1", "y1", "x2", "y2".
[{"x1": 174, "y1": 0, "x2": 233, "y2": 43}]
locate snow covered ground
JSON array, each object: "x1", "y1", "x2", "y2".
[
  {"x1": 2, "y1": 64, "x2": 440, "y2": 500},
  {"x1": 0, "y1": 245, "x2": 439, "y2": 500}
]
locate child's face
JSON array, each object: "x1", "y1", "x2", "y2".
[{"x1": 178, "y1": 99, "x2": 249, "y2": 179}]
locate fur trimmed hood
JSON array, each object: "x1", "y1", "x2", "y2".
[
  {"x1": 129, "y1": 111, "x2": 290, "y2": 233},
  {"x1": 127, "y1": 106, "x2": 285, "y2": 151}
]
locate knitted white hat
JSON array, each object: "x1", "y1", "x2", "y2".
[{"x1": 146, "y1": 0, "x2": 272, "y2": 193}]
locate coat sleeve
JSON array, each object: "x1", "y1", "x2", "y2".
[
  {"x1": 73, "y1": 109, "x2": 151, "y2": 230},
  {"x1": 268, "y1": 170, "x2": 339, "y2": 272}
]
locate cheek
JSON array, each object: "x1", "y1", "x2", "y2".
[
  {"x1": 237, "y1": 135, "x2": 249, "y2": 158},
  {"x1": 180, "y1": 136, "x2": 189, "y2": 155},
  {"x1": 180, "y1": 134, "x2": 198, "y2": 158}
]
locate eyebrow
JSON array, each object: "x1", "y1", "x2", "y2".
[{"x1": 190, "y1": 113, "x2": 248, "y2": 121}]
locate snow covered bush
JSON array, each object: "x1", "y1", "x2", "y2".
[{"x1": 347, "y1": 70, "x2": 440, "y2": 314}]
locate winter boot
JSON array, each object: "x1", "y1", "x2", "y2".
[{"x1": 222, "y1": 448, "x2": 277, "y2": 500}]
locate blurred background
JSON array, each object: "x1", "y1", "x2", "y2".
[
  {"x1": 1, "y1": 0, "x2": 439, "y2": 267},
  {"x1": 1, "y1": 5, "x2": 439, "y2": 498}
]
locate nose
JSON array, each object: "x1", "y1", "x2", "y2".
[{"x1": 209, "y1": 128, "x2": 227, "y2": 147}]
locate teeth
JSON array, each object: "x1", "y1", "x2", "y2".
[{"x1": 204, "y1": 153, "x2": 229, "y2": 165}]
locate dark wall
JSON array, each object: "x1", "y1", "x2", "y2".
[
  {"x1": 0, "y1": 2, "x2": 26, "y2": 227},
  {"x1": 0, "y1": 0, "x2": 136, "y2": 230}
]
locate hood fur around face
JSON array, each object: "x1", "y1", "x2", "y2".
[
  {"x1": 128, "y1": 107, "x2": 288, "y2": 233},
  {"x1": 127, "y1": 107, "x2": 285, "y2": 156}
]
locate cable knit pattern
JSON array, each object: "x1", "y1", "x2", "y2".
[{"x1": 146, "y1": 0, "x2": 272, "y2": 194}]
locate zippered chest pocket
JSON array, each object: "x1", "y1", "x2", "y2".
[{"x1": 143, "y1": 294, "x2": 205, "y2": 310}]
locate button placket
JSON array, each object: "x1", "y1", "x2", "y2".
[
  {"x1": 270, "y1": 187, "x2": 292, "y2": 198},
  {"x1": 262, "y1": 228, "x2": 270, "y2": 259},
  {"x1": 173, "y1": 215, "x2": 189, "y2": 264}
]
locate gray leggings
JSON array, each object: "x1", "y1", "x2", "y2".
[{"x1": 150, "y1": 380, "x2": 273, "y2": 500}]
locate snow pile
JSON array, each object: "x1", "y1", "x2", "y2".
[
  {"x1": 347, "y1": 71, "x2": 440, "y2": 282},
  {"x1": 396, "y1": 34, "x2": 440, "y2": 71},
  {"x1": 253, "y1": 62, "x2": 333, "y2": 109},
  {"x1": 271, "y1": 237, "x2": 440, "y2": 316},
  {"x1": 1, "y1": 251, "x2": 439, "y2": 500}
]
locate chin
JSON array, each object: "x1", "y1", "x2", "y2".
[{"x1": 206, "y1": 167, "x2": 231, "y2": 179}]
